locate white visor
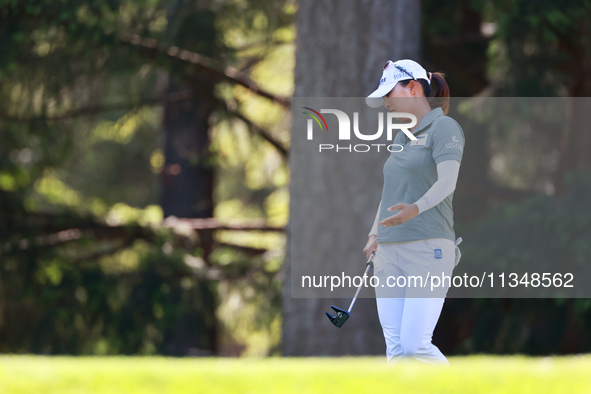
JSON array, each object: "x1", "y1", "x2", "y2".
[{"x1": 365, "y1": 59, "x2": 430, "y2": 108}]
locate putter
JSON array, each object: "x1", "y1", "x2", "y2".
[{"x1": 326, "y1": 251, "x2": 375, "y2": 328}]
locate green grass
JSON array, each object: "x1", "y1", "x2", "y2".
[{"x1": 1, "y1": 355, "x2": 590, "y2": 393}]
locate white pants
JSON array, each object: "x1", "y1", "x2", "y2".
[{"x1": 374, "y1": 238, "x2": 455, "y2": 365}]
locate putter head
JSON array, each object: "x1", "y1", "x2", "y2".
[{"x1": 326, "y1": 305, "x2": 350, "y2": 328}]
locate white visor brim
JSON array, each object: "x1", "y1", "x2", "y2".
[{"x1": 365, "y1": 82, "x2": 396, "y2": 108}]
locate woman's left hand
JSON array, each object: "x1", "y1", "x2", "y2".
[{"x1": 379, "y1": 203, "x2": 419, "y2": 227}]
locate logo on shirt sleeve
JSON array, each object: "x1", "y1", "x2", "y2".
[{"x1": 445, "y1": 135, "x2": 463, "y2": 152}]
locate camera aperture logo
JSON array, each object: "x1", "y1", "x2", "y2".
[{"x1": 302, "y1": 107, "x2": 418, "y2": 153}]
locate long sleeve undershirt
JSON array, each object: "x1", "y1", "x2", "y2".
[{"x1": 368, "y1": 159, "x2": 460, "y2": 237}]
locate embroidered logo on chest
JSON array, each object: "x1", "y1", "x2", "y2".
[{"x1": 410, "y1": 134, "x2": 428, "y2": 146}]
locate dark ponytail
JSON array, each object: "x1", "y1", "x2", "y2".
[
  {"x1": 427, "y1": 72, "x2": 450, "y2": 115},
  {"x1": 399, "y1": 71, "x2": 451, "y2": 114}
]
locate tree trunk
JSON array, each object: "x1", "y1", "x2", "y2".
[
  {"x1": 283, "y1": 0, "x2": 421, "y2": 356},
  {"x1": 158, "y1": 1, "x2": 219, "y2": 354},
  {"x1": 159, "y1": 78, "x2": 217, "y2": 355},
  {"x1": 161, "y1": 87, "x2": 214, "y2": 219}
]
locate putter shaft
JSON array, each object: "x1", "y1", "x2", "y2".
[{"x1": 347, "y1": 256, "x2": 375, "y2": 312}]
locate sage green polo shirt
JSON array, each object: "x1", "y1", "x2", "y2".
[{"x1": 376, "y1": 107, "x2": 465, "y2": 243}]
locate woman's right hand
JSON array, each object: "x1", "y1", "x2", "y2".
[{"x1": 363, "y1": 234, "x2": 378, "y2": 261}]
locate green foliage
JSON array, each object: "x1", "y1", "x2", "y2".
[
  {"x1": 213, "y1": 246, "x2": 283, "y2": 356},
  {"x1": 0, "y1": 231, "x2": 216, "y2": 355},
  {"x1": 448, "y1": 174, "x2": 591, "y2": 354},
  {"x1": 461, "y1": 173, "x2": 591, "y2": 280},
  {"x1": 487, "y1": 0, "x2": 591, "y2": 96},
  {"x1": 422, "y1": 0, "x2": 490, "y2": 96},
  {"x1": 0, "y1": 0, "x2": 292, "y2": 356}
]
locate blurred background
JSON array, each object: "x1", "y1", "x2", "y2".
[{"x1": 1, "y1": 0, "x2": 591, "y2": 359}]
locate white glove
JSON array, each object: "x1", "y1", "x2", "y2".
[{"x1": 454, "y1": 237, "x2": 463, "y2": 267}]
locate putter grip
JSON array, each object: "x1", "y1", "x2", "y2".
[{"x1": 366, "y1": 251, "x2": 376, "y2": 269}]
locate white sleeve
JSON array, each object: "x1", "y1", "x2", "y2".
[
  {"x1": 368, "y1": 200, "x2": 381, "y2": 237},
  {"x1": 413, "y1": 160, "x2": 460, "y2": 214}
]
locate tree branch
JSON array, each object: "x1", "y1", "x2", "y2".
[
  {"x1": 162, "y1": 217, "x2": 285, "y2": 232},
  {"x1": 223, "y1": 104, "x2": 289, "y2": 159},
  {"x1": 120, "y1": 33, "x2": 291, "y2": 108},
  {"x1": 0, "y1": 90, "x2": 193, "y2": 122},
  {"x1": 67, "y1": 236, "x2": 140, "y2": 264},
  {"x1": 217, "y1": 242, "x2": 270, "y2": 257}
]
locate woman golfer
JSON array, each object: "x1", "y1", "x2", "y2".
[{"x1": 363, "y1": 59, "x2": 464, "y2": 365}]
